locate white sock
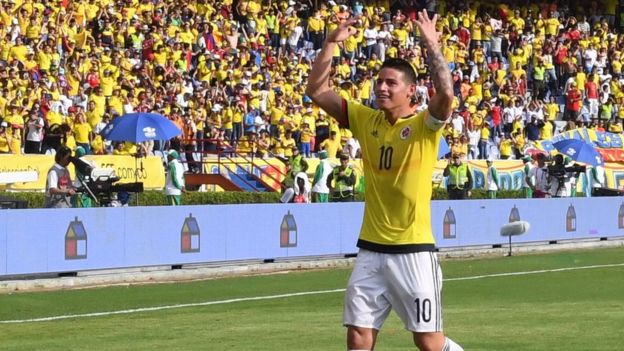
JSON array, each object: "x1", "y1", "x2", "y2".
[{"x1": 443, "y1": 337, "x2": 464, "y2": 351}]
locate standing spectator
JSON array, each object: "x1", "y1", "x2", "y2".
[
  {"x1": 326, "y1": 153, "x2": 356, "y2": 202},
  {"x1": 521, "y1": 156, "x2": 534, "y2": 198},
  {"x1": 0, "y1": 122, "x2": 11, "y2": 154},
  {"x1": 24, "y1": 110, "x2": 44, "y2": 154},
  {"x1": 525, "y1": 117, "x2": 542, "y2": 142},
  {"x1": 73, "y1": 113, "x2": 93, "y2": 155},
  {"x1": 308, "y1": 9, "x2": 325, "y2": 51},
  {"x1": 319, "y1": 130, "x2": 341, "y2": 158},
  {"x1": 485, "y1": 157, "x2": 500, "y2": 199},
  {"x1": 585, "y1": 74, "x2": 599, "y2": 119},
  {"x1": 450, "y1": 112, "x2": 464, "y2": 135},
  {"x1": 376, "y1": 23, "x2": 391, "y2": 62},
  {"x1": 564, "y1": 81, "x2": 582, "y2": 121},
  {"x1": 231, "y1": 104, "x2": 245, "y2": 145},
  {"x1": 165, "y1": 150, "x2": 185, "y2": 206},
  {"x1": 444, "y1": 153, "x2": 473, "y2": 199},
  {"x1": 532, "y1": 59, "x2": 546, "y2": 99},
  {"x1": 311, "y1": 150, "x2": 332, "y2": 203},
  {"x1": 528, "y1": 153, "x2": 550, "y2": 198},
  {"x1": 490, "y1": 29, "x2": 504, "y2": 63},
  {"x1": 478, "y1": 123, "x2": 490, "y2": 159},
  {"x1": 498, "y1": 134, "x2": 514, "y2": 159},
  {"x1": 284, "y1": 147, "x2": 308, "y2": 189},
  {"x1": 183, "y1": 115, "x2": 199, "y2": 173},
  {"x1": 467, "y1": 124, "x2": 480, "y2": 159},
  {"x1": 299, "y1": 121, "x2": 314, "y2": 157},
  {"x1": 363, "y1": 22, "x2": 378, "y2": 59}
]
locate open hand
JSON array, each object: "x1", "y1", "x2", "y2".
[
  {"x1": 414, "y1": 10, "x2": 441, "y2": 48},
  {"x1": 326, "y1": 16, "x2": 360, "y2": 44}
]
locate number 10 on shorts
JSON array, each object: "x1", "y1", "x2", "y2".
[{"x1": 414, "y1": 298, "x2": 432, "y2": 323}]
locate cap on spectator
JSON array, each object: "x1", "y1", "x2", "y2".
[
  {"x1": 0, "y1": 121, "x2": 7, "y2": 128},
  {"x1": 75, "y1": 146, "x2": 86, "y2": 158},
  {"x1": 167, "y1": 150, "x2": 180, "y2": 159},
  {"x1": 486, "y1": 156, "x2": 494, "y2": 163},
  {"x1": 339, "y1": 152, "x2": 350, "y2": 160}
]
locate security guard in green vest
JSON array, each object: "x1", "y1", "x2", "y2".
[
  {"x1": 283, "y1": 147, "x2": 309, "y2": 189},
  {"x1": 327, "y1": 153, "x2": 356, "y2": 202},
  {"x1": 443, "y1": 153, "x2": 473, "y2": 200}
]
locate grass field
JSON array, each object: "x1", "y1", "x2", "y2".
[{"x1": 1, "y1": 247, "x2": 623, "y2": 350}]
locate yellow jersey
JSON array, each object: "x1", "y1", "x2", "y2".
[{"x1": 347, "y1": 101, "x2": 441, "y2": 252}]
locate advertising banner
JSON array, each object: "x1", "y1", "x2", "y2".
[{"x1": 0, "y1": 155, "x2": 165, "y2": 191}]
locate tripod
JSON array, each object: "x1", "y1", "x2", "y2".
[{"x1": 133, "y1": 152, "x2": 145, "y2": 206}]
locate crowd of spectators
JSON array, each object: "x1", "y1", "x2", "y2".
[{"x1": 0, "y1": 0, "x2": 622, "y2": 168}]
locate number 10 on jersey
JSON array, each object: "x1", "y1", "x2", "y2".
[{"x1": 379, "y1": 146, "x2": 393, "y2": 170}]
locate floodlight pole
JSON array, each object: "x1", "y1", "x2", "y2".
[{"x1": 507, "y1": 235, "x2": 512, "y2": 257}]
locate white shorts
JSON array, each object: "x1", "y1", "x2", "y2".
[{"x1": 343, "y1": 249, "x2": 443, "y2": 333}]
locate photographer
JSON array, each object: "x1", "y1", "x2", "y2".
[
  {"x1": 44, "y1": 146, "x2": 76, "y2": 208},
  {"x1": 546, "y1": 154, "x2": 586, "y2": 198}
]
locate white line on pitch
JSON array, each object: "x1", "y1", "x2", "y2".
[
  {"x1": 2, "y1": 263, "x2": 623, "y2": 324},
  {"x1": 444, "y1": 263, "x2": 624, "y2": 281}
]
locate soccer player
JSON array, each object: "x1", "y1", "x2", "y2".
[{"x1": 305, "y1": 10, "x2": 463, "y2": 351}]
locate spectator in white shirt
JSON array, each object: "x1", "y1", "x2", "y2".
[
  {"x1": 363, "y1": 22, "x2": 378, "y2": 59},
  {"x1": 450, "y1": 113, "x2": 464, "y2": 135}
]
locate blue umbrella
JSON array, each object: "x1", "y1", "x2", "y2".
[
  {"x1": 438, "y1": 137, "x2": 450, "y2": 160},
  {"x1": 552, "y1": 139, "x2": 603, "y2": 166},
  {"x1": 100, "y1": 112, "x2": 182, "y2": 142}
]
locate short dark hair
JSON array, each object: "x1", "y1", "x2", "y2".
[
  {"x1": 55, "y1": 146, "x2": 72, "y2": 163},
  {"x1": 380, "y1": 58, "x2": 418, "y2": 85}
]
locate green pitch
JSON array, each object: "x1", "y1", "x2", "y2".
[{"x1": 1, "y1": 247, "x2": 623, "y2": 350}]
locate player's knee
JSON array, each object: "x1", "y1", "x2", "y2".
[{"x1": 347, "y1": 325, "x2": 376, "y2": 350}]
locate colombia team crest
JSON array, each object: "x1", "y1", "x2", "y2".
[{"x1": 400, "y1": 126, "x2": 412, "y2": 140}]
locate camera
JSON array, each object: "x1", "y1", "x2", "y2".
[
  {"x1": 547, "y1": 162, "x2": 586, "y2": 180},
  {"x1": 71, "y1": 157, "x2": 144, "y2": 206}
]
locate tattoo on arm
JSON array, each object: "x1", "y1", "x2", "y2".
[{"x1": 427, "y1": 48, "x2": 453, "y2": 97}]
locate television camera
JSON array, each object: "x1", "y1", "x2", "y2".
[
  {"x1": 71, "y1": 157, "x2": 144, "y2": 207},
  {"x1": 546, "y1": 158, "x2": 587, "y2": 181},
  {"x1": 546, "y1": 154, "x2": 586, "y2": 197}
]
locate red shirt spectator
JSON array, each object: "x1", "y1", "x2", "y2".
[
  {"x1": 555, "y1": 45, "x2": 568, "y2": 65},
  {"x1": 86, "y1": 69, "x2": 100, "y2": 88},
  {"x1": 456, "y1": 25, "x2": 470, "y2": 47},
  {"x1": 566, "y1": 86, "x2": 582, "y2": 111},
  {"x1": 585, "y1": 81, "x2": 598, "y2": 99},
  {"x1": 491, "y1": 104, "x2": 502, "y2": 127}
]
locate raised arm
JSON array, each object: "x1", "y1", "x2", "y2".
[
  {"x1": 305, "y1": 17, "x2": 359, "y2": 128},
  {"x1": 414, "y1": 10, "x2": 453, "y2": 121}
]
